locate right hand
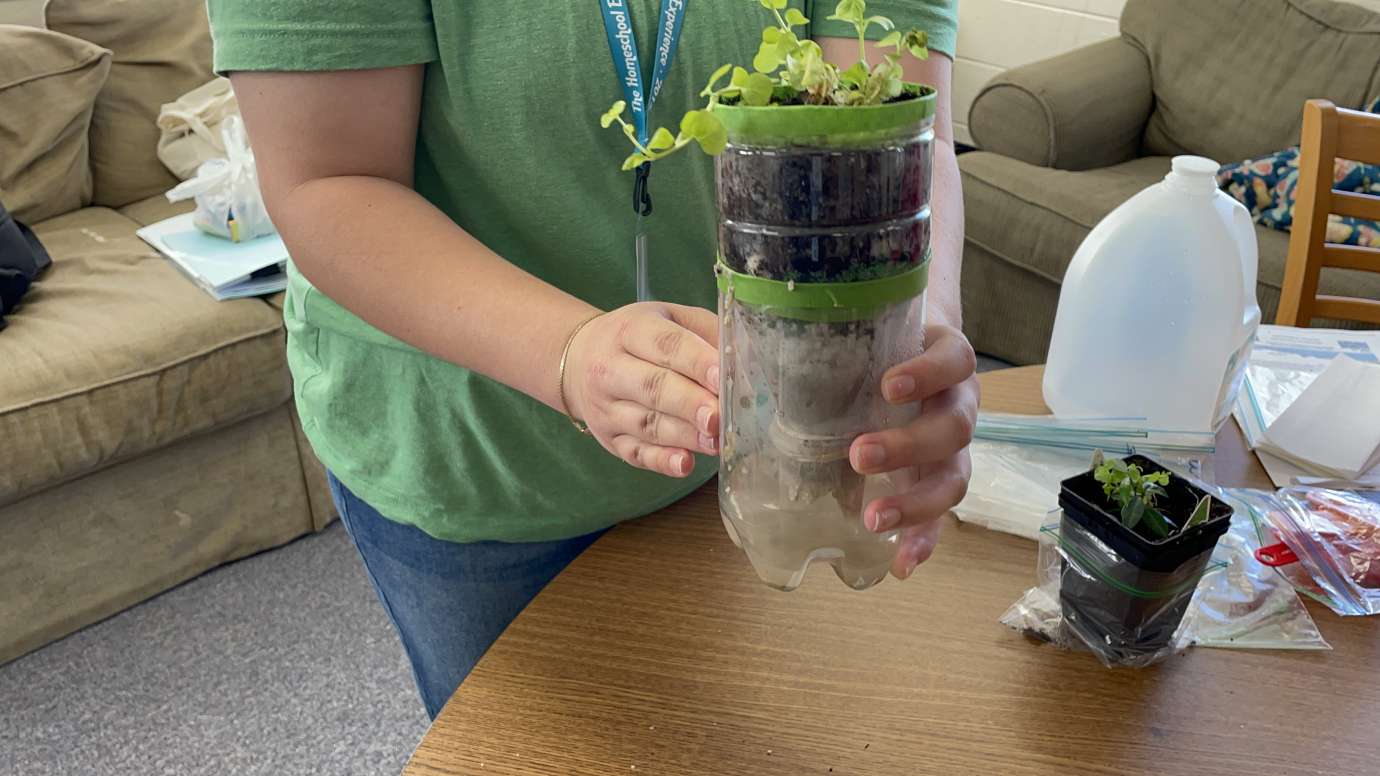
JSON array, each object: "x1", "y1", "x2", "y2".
[{"x1": 563, "y1": 302, "x2": 720, "y2": 478}]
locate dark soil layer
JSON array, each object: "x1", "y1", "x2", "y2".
[
  {"x1": 715, "y1": 141, "x2": 931, "y2": 227},
  {"x1": 719, "y1": 213, "x2": 927, "y2": 283}
]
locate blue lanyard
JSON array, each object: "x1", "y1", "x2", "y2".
[{"x1": 598, "y1": 0, "x2": 688, "y2": 147}]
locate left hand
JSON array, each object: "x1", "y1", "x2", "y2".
[{"x1": 848, "y1": 322, "x2": 979, "y2": 580}]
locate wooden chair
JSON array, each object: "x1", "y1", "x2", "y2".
[{"x1": 1276, "y1": 99, "x2": 1380, "y2": 326}]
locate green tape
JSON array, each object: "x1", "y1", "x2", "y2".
[
  {"x1": 716, "y1": 257, "x2": 928, "y2": 322},
  {"x1": 715, "y1": 84, "x2": 936, "y2": 147}
]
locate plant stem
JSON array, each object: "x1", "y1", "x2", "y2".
[
  {"x1": 614, "y1": 116, "x2": 653, "y2": 156},
  {"x1": 772, "y1": 8, "x2": 790, "y2": 30},
  {"x1": 858, "y1": 29, "x2": 868, "y2": 67}
]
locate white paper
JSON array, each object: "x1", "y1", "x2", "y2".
[
  {"x1": 1233, "y1": 325, "x2": 1380, "y2": 448},
  {"x1": 1258, "y1": 357, "x2": 1380, "y2": 480},
  {"x1": 137, "y1": 212, "x2": 287, "y2": 298}
]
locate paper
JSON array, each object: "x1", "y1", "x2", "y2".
[
  {"x1": 137, "y1": 212, "x2": 288, "y2": 300},
  {"x1": 1258, "y1": 357, "x2": 1380, "y2": 480},
  {"x1": 1234, "y1": 325, "x2": 1380, "y2": 447}
]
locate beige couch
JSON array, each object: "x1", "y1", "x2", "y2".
[
  {"x1": 0, "y1": 1, "x2": 333, "y2": 665},
  {"x1": 959, "y1": 0, "x2": 1380, "y2": 366}
]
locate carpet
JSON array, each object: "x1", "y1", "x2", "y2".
[{"x1": 0, "y1": 524, "x2": 428, "y2": 776}]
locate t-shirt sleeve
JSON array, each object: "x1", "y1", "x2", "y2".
[
  {"x1": 811, "y1": 0, "x2": 958, "y2": 59},
  {"x1": 207, "y1": 0, "x2": 440, "y2": 72}
]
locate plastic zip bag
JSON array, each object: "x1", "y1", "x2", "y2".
[
  {"x1": 1236, "y1": 488, "x2": 1380, "y2": 616},
  {"x1": 956, "y1": 417, "x2": 1217, "y2": 540},
  {"x1": 1002, "y1": 509, "x2": 1329, "y2": 666},
  {"x1": 166, "y1": 115, "x2": 275, "y2": 242}
]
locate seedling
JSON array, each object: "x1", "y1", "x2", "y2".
[
  {"x1": 599, "y1": 0, "x2": 931, "y2": 170},
  {"x1": 1092, "y1": 456, "x2": 1214, "y2": 539}
]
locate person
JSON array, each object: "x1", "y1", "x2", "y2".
[{"x1": 209, "y1": 0, "x2": 975, "y2": 720}]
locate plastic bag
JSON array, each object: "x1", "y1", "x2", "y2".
[
  {"x1": 1002, "y1": 507, "x2": 1329, "y2": 666},
  {"x1": 1237, "y1": 487, "x2": 1380, "y2": 616},
  {"x1": 165, "y1": 115, "x2": 275, "y2": 242},
  {"x1": 156, "y1": 76, "x2": 239, "y2": 180},
  {"x1": 956, "y1": 417, "x2": 1216, "y2": 541}
]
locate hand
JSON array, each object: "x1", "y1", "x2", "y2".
[
  {"x1": 848, "y1": 323, "x2": 979, "y2": 580},
  {"x1": 564, "y1": 302, "x2": 720, "y2": 478}
]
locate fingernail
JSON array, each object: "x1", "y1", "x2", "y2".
[
  {"x1": 904, "y1": 557, "x2": 920, "y2": 578},
  {"x1": 707, "y1": 366, "x2": 720, "y2": 387},
  {"x1": 699, "y1": 433, "x2": 717, "y2": 453},
  {"x1": 869, "y1": 508, "x2": 900, "y2": 532},
  {"x1": 853, "y1": 443, "x2": 885, "y2": 471},
  {"x1": 671, "y1": 453, "x2": 689, "y2": 474},
  {"x1": 884, "y1": 375, "x2": 916, "y2": 402},
  {"x1": 696, "y1": 405, "x2": 713, "y2": 434}
]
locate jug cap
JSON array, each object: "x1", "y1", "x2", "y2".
[{"x1": 1166, "y1": 155, "x2": 1220, "y2": 194}]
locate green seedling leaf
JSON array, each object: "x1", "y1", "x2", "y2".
[
  {"x1": 762, "y1": 26, "x2": 781, "y2": 44},
  {"x1": 784, "y1": 8, "x2": 809, "y2": 26},
  {"x1": 696, "y1": 118, "x2": 727, "y2": 155},
  {"x1": 1144, "y1": 508, "x2": 1171, "y2": 539},
  {"x1": 759, "y1": 0, "x2": 788, "y2": 9},
  {"x1": 1122, "y1": 499, "x2": 1146, "y2": 531},
  {"x1": 741, "y1": 71, "x2": 774, "y2": 106},
  {"x1": 830, "y1": 0, "x2": 865, "y2": 24},
  {"x1": 877, "y1": 30, "x2": 902, "y2": 48},
  {"x1": 840, "y1": 60, "x2": 868, "y2": 89},
  {"x1": 647, "y1": 126, "x2": 676, "y2": 152},
  {"x1": 600, "y1": 100, "x2": 626, "y2": 128},
  {"x1": 753, "y1": 41, "x2": 782, "y2": 73},
  {"x1": 864, "y1": 15, "x2": 894, "y2": 30},
  {"x1": 903, "y1": 29, "x2": 929, "y2": 59},
  {"x1": 621, "y1": 152, "x2": 650, "y2": 171},
  {"x1": 1185, "y1": 495, "x2": 1213, "y2": 530},
  {"x1": 701, "y1": 63, "x2": 734, "y2": 96}
]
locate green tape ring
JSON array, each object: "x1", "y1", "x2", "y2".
[
  {"x1": 716, "y1": 83, "x2": 937, "y2": 147},
  {"x1": 716, "y1": 256, "x2": 928, "y2": 322}
]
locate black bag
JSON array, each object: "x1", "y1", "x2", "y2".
[{"x1": 0, "y1": 200, "x2": 52, "y2": 331}]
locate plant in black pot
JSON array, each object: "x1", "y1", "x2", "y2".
[
  {"x1": 1057, "y1": 454, "x2": 1234, "y2": 666},
  {"x1": 600, "y1": 0, "x2": 936, "y2": 591}
]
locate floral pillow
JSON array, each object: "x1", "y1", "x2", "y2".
[{"x1": 1217, "y1": 96, "x2": 1380, "y2": 248}]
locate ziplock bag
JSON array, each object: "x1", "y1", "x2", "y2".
[
  {"x1": 955, "y1": 415, "x2": 1217, "y2": 540},
  {"x1": 166, "y1": 116, "x2": 275, "y2": 242},
  {"x1": 1238, "y1": 487, "x2": 1380, "y2": 616},
  {"x1": 1002, "y1": 507, "x2": 1329, "y2": 667}
]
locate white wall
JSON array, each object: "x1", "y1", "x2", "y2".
[
  {"x1": 952, "y1": 0, "x2": 1380, "y2": 146},
  {"x1": 953, "y1": 0, "x2": 1125, "y2": 145}
]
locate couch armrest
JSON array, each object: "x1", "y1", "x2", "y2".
[{"x1": 968, "y1": 38, "x2": 1153, "y2": 171}]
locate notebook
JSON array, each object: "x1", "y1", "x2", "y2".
[{"x1": 137, "y1": 212, "x2": 288, "y2": 301}]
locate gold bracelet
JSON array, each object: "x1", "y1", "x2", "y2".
[{"x1": 558, "y1": 313, "x2": 601, "y2": 434}]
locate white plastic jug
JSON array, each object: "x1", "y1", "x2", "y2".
[{"x1": 1043, "y1": 156, "x2": 1260, "y2": 433}]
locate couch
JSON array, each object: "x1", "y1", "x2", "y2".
[
  {"x1": 959, "y1": 0, "x2": 1380, "y2": 366},
  {"x1": 0, "y1": 1, "x2": 333, "y2": 666}
]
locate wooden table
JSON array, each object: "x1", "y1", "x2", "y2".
[{"x1": 404, "y1": 366, "x2": 1380, "y2": 776}]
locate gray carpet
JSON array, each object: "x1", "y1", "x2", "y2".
[
  {"x1": 1, "y1": 358, "x2": 1013, "y2": 776},
  {"x1": 0, "y1": 523, "x2": 428, "y2": 776}
]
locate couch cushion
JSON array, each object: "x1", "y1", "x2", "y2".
[
  {"x1": 0, "y1": 207, "x2": 290, "y2": 505},
  {"x1": 1122, "y1": 0, "x2": 1380, "y2": 164},
  {"x1": 0, "y1": 0, "x2": 49, "y2": 27},
  {"x1": 116, "y1": 192, "x2": 195, "y2": 227},
  {"x1": 958, "y1": 150, "x2": 1380, "y2": 326},
  {"x1": 0, "y1": 25, "x2": 109, "y2": 223},
  {"x1": 46, "y1": 0, "x2": 215, "y2": 209}
]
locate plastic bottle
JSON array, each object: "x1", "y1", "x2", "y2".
[{"x1": 1043, "y1": 156, "x2": 1261, "y2": 433}]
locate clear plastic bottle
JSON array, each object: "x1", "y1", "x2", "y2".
[
  {"x1": 1043, "y1": 156, "x2": 1261, "y2": 433},
  {"x1": 713, "y1": 95, "x2": 934, "y2": 591}
]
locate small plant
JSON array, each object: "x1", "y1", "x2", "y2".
[
  {"x1": 599, "y1": 0, "x2": 930, "y2": 171},
  {"x1": 1093, "y1": 457, "x2": 1213, "y2": 539}
]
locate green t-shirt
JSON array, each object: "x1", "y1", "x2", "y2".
[{"x1": 208, "y1": 1, "x2": 957, "y2": 543}]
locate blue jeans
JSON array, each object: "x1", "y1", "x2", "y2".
[{"x1": 328, "y1": 473, "x2": 602, "y2": 719}]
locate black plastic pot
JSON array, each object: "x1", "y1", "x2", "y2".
[{"x1": 1057, "y1": 455, "x2": 1234, "y2": 663}]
